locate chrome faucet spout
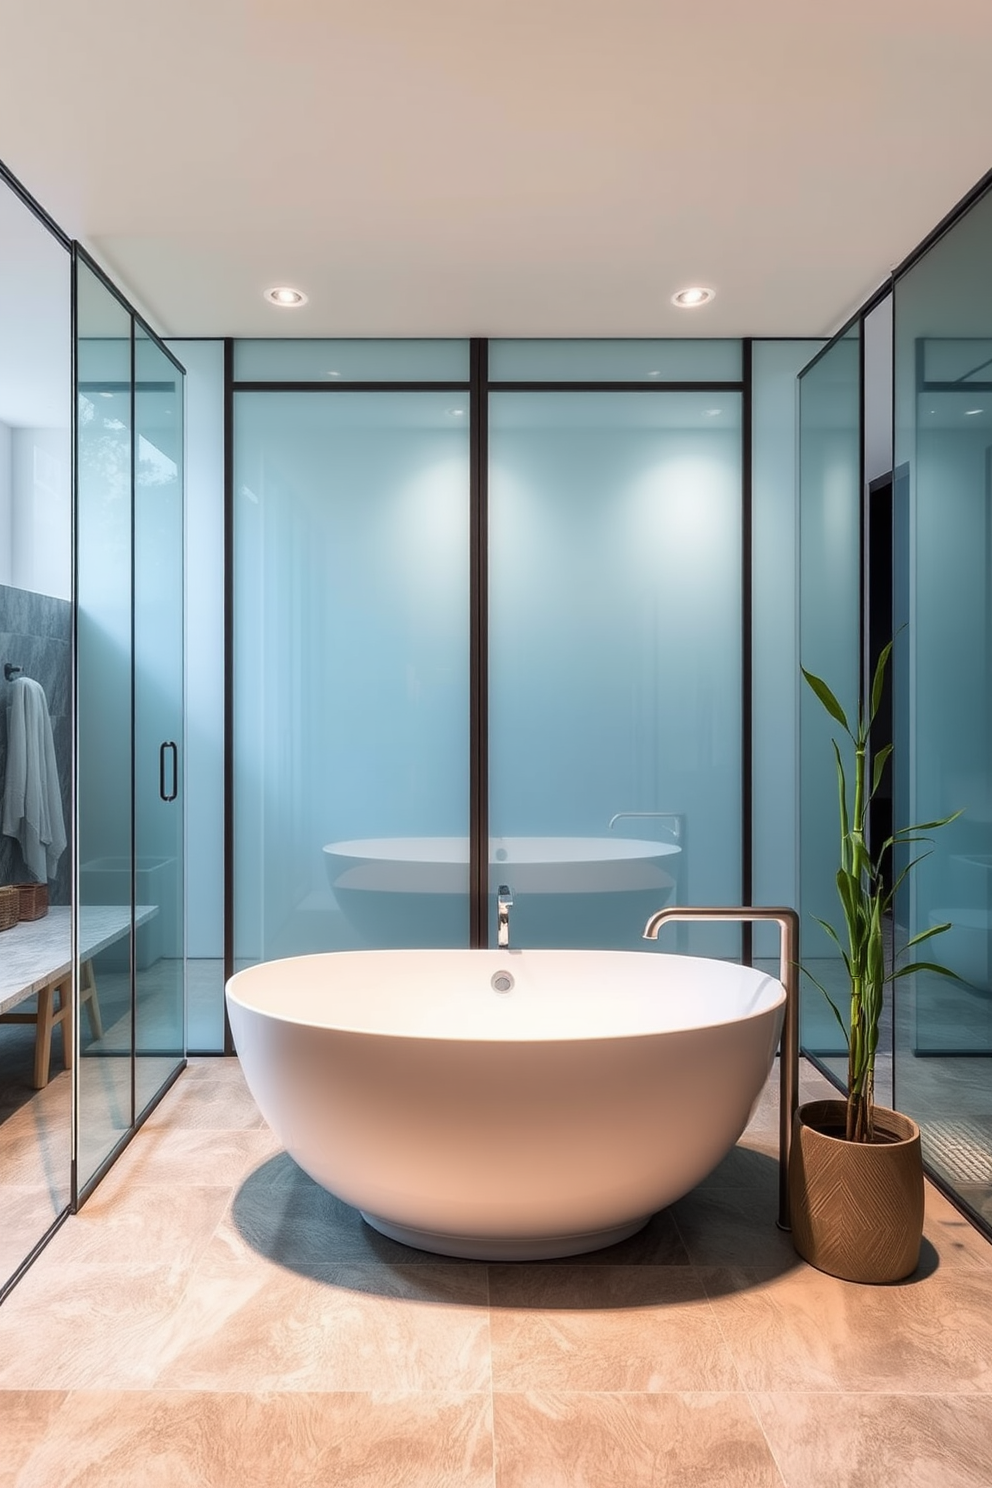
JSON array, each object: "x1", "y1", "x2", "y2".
[
  {"x1": 497, "y1": 885, "x2": 513, "y2": 950},
  {"x1": 643, "y1": 904, "x2": 799, "y2": 1233}
]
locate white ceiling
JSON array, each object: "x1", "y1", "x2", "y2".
[{"x1": 1, "y1": 0, "x2": 991, "y2": 340}]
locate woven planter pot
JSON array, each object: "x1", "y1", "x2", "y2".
[{"x1": 789, "y1": 1099, "x2": 924, "y2": 1284}]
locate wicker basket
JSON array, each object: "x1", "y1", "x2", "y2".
[
  {"x1": 14, "y1": 882, "x2": 48, "y2": 920},
  {"x1": 0, "y1": 886, "x2": 19, "y2": 932}
]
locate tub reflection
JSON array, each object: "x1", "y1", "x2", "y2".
[{"x1": 323, "y1": 835, "x2": 681, "y2": 947}]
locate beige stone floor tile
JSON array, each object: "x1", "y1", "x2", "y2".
[
  {"x1": 220, "y1": 1157, "x2": 480, "y2": 1267},
  {"x1": 698, "y1": 1262, "x2": 992, "y2": 1393},
  {"x1": 0, "y1": 1187, "x2": 66, "y2": 1282},
  {"x1": 11, "y1": 1389, "x2": 494, "y2": 1488},
  {"x1": 752, "y1": 1392, "x2": 992, "y2": 1488},
  {"x1": 672, "y1": 1186, "x2": 799, "y2": 1268},
  {"x1": 922, "y1": 1183, "x2": 992, "y2": 1271},
  {"x1": 39, "y1": 1181, "x2": 230, "y2": 1270},
  {"x1": 141, "y1": 1075, "x2": 264, "y2": 1132},
  {"x1": 0, "y1": 1263, "x2": 192, "y2": 1390},
  {"x1": 696, "y1": 1139, "x2": 781, "y2": 1193},
  {"x1": 493, "y1": 1392, "x2": 785, "y2": 1488},
  {"x1": 94, "y1": 1125, "x2": 273, "y2": 1199},
  {"x1": 154, "y1": 1240, "x2": 491, "y2": 1393},
  {"x1": 489, "y1": 1265, "x2": 741, "y2": 1393},
  {"x1": 0, "y1": 1391, "x2": 69, "y2": 1488}
]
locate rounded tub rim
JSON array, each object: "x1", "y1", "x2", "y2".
[
  {"x1": 225, "y1": 947, "x2": 785, "y2": 1044},
  {"x1": 322, "y1": 835, "x2": 681, "y2": 865}
]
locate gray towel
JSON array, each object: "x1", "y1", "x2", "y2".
[{"x1": 2, "y1": 676, "x2": 66, "y2": 882}]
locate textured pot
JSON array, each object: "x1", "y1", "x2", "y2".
[{"x1": 789, "y1": 1099, "x2": 924, "y2": 1283}]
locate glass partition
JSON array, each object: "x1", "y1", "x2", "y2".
[
  {"x1": 488, "y1": 390, "x2": 742, "y2": 954},
  {"x1": 233, "y1": 339, "x2": 468, "y2": 383},
  {"x1": 75, "y1": 261, "x2": 135, "y2": 1189},
  {"x1": 0, "y1": 170, "x2": 72, "y2": 1292},
  {"x1": 75, "y1": 259, "x2": 186, "y2": 1193},
  {"x1": 798, "y1": 326, "x2": 862, "y2": 1073},
  {"x1": 489, "y1": 339, "x2": 742, "y2": 383},
  {"x1": 233, "y1": 391, "x2": 470, "y2": 963},
  {"x1": 893, "y1": 186, "x2": 992, "y2": 1229},
  {"x1": 133, "y1": 328, "x2": 185, "y2": 1113}
]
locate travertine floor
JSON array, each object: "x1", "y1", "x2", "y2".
[{"x1": 1, "y1": 1056, "x2": 992, "y2": 1487}]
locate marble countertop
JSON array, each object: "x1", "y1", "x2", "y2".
[{"x1": 0, "y1": 904, "x2": 159, "y2": 1014}]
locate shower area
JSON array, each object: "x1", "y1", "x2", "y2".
[
  {"x1": 799, "y1": 184, "x2": 992, "y2": 1236},
  {"x1": 0, "y1": 156, "x2": 186, "y2": 1301},
  {"x1": 232, "y1": 339, "x2": 746, "y2": 968}
]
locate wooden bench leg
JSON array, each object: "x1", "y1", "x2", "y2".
[
  {"x1": 57, "y1": 976, "x2": 73, "y2": 1071},
  {"x1": 34, "y1": 984, "x2": 56, "y2": 1090},
  {"x1": 81, "y1": 959, "x2": 103, "y2": 1041}
]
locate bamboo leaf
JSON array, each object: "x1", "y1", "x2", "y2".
[
  {"x1": 871, "y1": 744, "x2": 893, "y2": 796},
  {"x1": 833, "y1": 741, "x2": 850, "y2": 845},
  {"x1": 802, "y1": 667, "x2": 850, "y2": 733},
  {"x1": 800, "y1": 966, "x2": 850, "y2": 1047},
  {"x1": 889, "y1": 960, "x2": 967, "y2": 983},
  {"x1": 902, "y1": 922, "x2": 951, "y2": 951},
  {"x1": 869, "y1": 641, "x2": 893, "y2": 723},
  {"x1": 812, "y1": 915, "x2": 843, "y2": 949}
]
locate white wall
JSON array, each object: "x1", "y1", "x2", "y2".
[
  {"x1": 10, "y1": 427, "x2": 71, "y2": 598},
  {"x1": 0, "y1": 419, "x2": 11, "y2": 585}
]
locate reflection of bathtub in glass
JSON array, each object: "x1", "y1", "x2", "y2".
[{"x1": 323, "y1": 836, "x2": 681, "y2": 948}]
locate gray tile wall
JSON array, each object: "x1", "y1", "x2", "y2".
[{"x1": 0, "y1": 583, "x2": 72, "y2": 904}]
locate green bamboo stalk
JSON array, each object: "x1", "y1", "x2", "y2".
[{"x1": 801, "y1": 645, "x2": 959, "y2": 1143}]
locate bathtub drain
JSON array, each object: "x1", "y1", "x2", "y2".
[{"x1": 491, "y1": 971, "x2": 515, "y2": 993}]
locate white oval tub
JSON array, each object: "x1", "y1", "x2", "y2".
[
  {"x1": 226, "y1": 948, "x2": 784, "y2": 1260},
  {"x1": 323, "y1": 836, "x2": 681, "y2": 947}
]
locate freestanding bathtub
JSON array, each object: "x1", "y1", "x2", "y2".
[
  {"x1": 323, "y1": 836, "x2": 681, "y2": 947},
  {"x1": 226, "y1": 948, "x2": 785, "y2": 1260}
]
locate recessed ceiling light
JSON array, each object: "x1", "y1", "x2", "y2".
[
  {"x1": 671, "y1": 286, "x2": 715, "y2": 308},
  {"x1": 447, "y1": 407, "x2": 465, "y2": 416},
  {"x1": 264, "y1": 286, "x2": 308, "y2": 308},
  {"x1": 705, "y1": 408, "x2": 722, "y2": 417},
  {"x1": 325, "y1": 370, "x2": 342, "y2": 378},
  {"x1": 965, "y1": 408, "x2": 984, "y2": 416},
  {"x1": 647, "y1": 370, "x2": 662, "y2": 379}
]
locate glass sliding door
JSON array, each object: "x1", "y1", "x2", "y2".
[
  {"x1": 0, "y1": 166, "x2": 72, "y2": 1293},
  {"x1": 75, "y1": 260, "x2": 134, "y2": 1188},
  {"x1": 233, "y1": 390, "x2": 470, "y2": 963},
  {"x1": 133, "y1": 328, "x2": 185, "y2": 1113},
  {"x1": 892, "y1": 186, "x2": 992, "y2": 1230},
  {"x1": 75, "y1": 257, "x2": 185, "y2": 1194},
  {"x1": 488, "y1": 391, "x2": 742, "y2": 954}
]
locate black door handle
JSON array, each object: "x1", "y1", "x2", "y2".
[{"x1": 159, "y1": 741, "x2": 178, "y2": 802}]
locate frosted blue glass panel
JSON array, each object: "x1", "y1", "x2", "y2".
[
  {"x1": 133, "y1": 328, "x2": 185, "y2": 1112},
  {"x1": 233, "y1": 339, "x2": 469, "y2": 383},
  {"x1": 166, "y1": 340, "x2": 226, "y2": 1052},
  {"x1": 489, "y1": 339, "x2": 741, "y2": 383},
  {"x1": 233, "y1": 392, "x2": 470, "y2": 962},
  {"x1": 798, "y1": 328, "x2": 861, "y2": 1064},
  {"x1": 488, "y1": 391, "x2": 742, "y2": 956},
  {"x1": 751, "y1": 340, "x2": 825, "y2": 960}
]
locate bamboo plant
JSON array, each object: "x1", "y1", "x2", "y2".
[{"x1": 801, "y1": 641, "x2": 959, "y2": 1143}]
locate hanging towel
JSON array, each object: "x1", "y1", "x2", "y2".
[{"x1": 2, "y1": 676, "x2": 67, "y2": 882}]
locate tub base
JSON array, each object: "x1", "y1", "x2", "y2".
[{"x1": 359, "y1": 1210, "x2": 652, "y2": 1261}]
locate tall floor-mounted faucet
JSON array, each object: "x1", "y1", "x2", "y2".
[
  {"x1": 642, "y1": 904, "x2": 800, "y2": 1232},
  {"x1": 497, "y1": 885, "x2": 513, "y2": 950}
]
